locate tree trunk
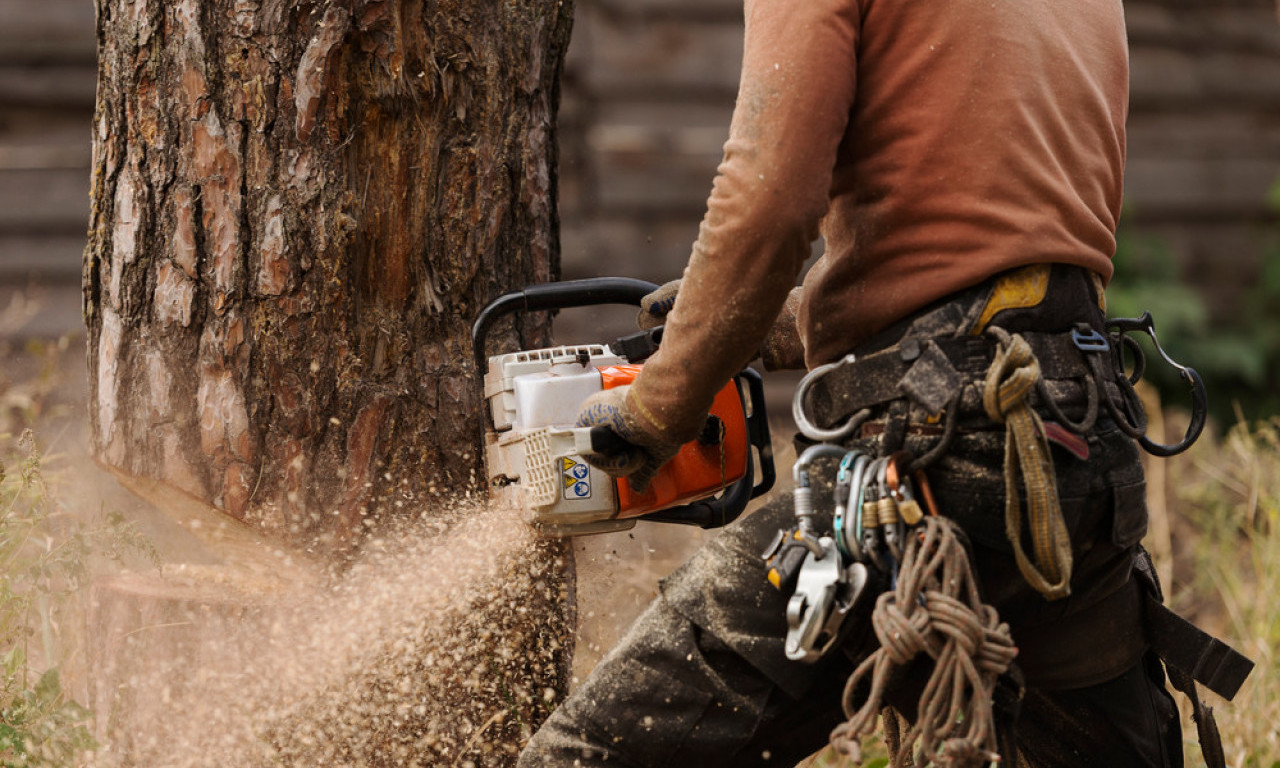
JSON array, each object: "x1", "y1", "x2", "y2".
[
  {"x1": 86, "y1": 0, "x2": 568, "y2": 553},
  {"x1": 85, "y1": 0, "x2": 575, "y2": 763}
]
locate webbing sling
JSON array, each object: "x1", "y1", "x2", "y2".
[{"x1": 982, "y1": 329, "x2": 1073, "y2": 600}]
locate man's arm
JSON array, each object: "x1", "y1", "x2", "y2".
[{"x1": 624, "y1": 0, "x2": 862, "y2": 444}]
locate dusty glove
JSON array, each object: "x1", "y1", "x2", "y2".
[
  {"x1": 638, "y1": 280, "x2": 806, "y2": 371},
  {"x1": 637, "y1": 279, "x2": 681, "y2": 331},
  {"x1": 575, "y1": 385, "x2": 682, "y2": 493}
]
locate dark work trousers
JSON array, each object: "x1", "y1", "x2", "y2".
[{"x1": 519, "y1": 269, "x2": 1183, "y2": 768}]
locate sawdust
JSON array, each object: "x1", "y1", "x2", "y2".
[{"x1": 94, "y1": 500, "x2": 573, "y2": 767}]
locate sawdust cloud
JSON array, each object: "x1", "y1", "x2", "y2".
[{"x1": 96, "y1": 501, "x2": 573, "y2": 767}]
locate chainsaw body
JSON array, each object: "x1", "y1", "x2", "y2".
[{"x1": 474, "y1": 279, "x2": 775, "y2": 536}]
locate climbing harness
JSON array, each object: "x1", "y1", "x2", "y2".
[{"x1": 770, "y1": 288, "x2": 1247, "y2": 768}]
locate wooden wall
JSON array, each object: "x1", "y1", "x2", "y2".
[
  {"x1": 0, "y1": 0, "x2": 95, "y2": 335},
  {"x1": 1, "y1": 0, "x2": 1278, "y2": 334}
]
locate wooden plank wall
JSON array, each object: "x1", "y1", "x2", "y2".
[
  {"x1": 1124, "y1": 0, "x2": 1280, "y2": 309},
  {"x1": 0, "y1": 0, "x2": 95, "y2": 335},
  {"x1": 1, "y1": 0, "x2": 1277, "y2": 333}
]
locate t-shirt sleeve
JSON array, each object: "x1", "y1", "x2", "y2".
[{"x1": 629, "y1": 0, "x2": 862, "y2": 440}]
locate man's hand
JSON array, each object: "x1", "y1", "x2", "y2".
[
  {"x1": 575, "y1": 385, "x2": 682, "y2": 493},
  {"x1": 637, "y1": 279, "x2": 681, "y2": 331},
  {"x1": 638, "y1": 280, "x2": 807, "y2": 370}
]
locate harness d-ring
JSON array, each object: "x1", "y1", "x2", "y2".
[{"x1": 793, "y1": 354, "x2": 871, "y2": 442}]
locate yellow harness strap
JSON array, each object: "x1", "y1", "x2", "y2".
[{"x1": 970, "y1": 264, "x2": 1052, "y2": 336}]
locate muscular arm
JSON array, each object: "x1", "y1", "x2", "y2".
[{"x1": 626, "y1": 0, "x2": 861, "y2": 441}]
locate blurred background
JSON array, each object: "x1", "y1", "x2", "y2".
[
  {"x1": 0, "y1": 0, "x2": 1279, "y2": 763},
  {"x1": 10, "y1": 0, "x2": 1277, "y2": 411},
  {"x1": 5, "y1": 0, "x2": 1280, "y2": 360}
]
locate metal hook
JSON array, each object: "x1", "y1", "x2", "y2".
[
  {"x1": 1107, "y1": 312, "x2": 1208, "y2": 456},
  {"x1": 793, "y1": 355, "x2": 870, "y2": 442}
]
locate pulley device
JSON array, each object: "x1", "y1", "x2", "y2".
[{"x1": 473, "y1": 278, "x2": 775, "y2": 537}]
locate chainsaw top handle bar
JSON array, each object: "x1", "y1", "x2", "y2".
[{"x1": 471, "y1": 278, "x2": 660, "y2": 372}]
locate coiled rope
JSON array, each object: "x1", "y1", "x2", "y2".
[{"x1": 830, "y1": 517, "x2": 1017, "y2": 767}]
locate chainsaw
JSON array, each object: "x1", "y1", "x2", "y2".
[{"x1": 473, "y1": 277, "x2": 776, "y2": 537}]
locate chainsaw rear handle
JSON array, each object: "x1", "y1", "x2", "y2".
[
  {"x1": 642, "y1": 368, "x2": 776, "y2": 529},
  {"x1": 472, "y1": 277, "x2": 660, "y2": 372}
]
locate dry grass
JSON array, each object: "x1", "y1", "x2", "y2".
[{"x1": 1159, "y1": 413, "x2": 1280, "y2": 767}]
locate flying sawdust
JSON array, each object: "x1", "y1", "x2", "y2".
[{"x1": 94, "y1": 501, "x2": 573, "y2": 767}]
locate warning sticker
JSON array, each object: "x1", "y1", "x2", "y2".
[{"x1": 561, "y1": 456, "x2": 592, "y2": 500}]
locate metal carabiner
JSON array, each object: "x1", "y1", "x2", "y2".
[
  {"x1": 793, "y1": 354, "x2": 871, "y2": 442},
  {"x1": 1107, "y1": 312, "x2": 1208, "y2": 457}
]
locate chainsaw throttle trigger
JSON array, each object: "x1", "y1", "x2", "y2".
[{"x1": 588, "y1": 426, "x2": 630, "y2": 455}]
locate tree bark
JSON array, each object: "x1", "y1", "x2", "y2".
[
  {"x1": 85, "y1": 0, "x2": 575, "y2": 763},
  {"x1": 86, "y1": 0, "x2": 569, "y2": 553}
]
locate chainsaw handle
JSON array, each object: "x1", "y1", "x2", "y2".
[
  {"x1": 472, "y1": 278, "x2": 660, "y2": 372},
  {"x1": 587, "y1": 426, "x2": 630, "y2": 455},
  {"x1": 642, "y1": 368, "x2": 776, "y2": 529}
]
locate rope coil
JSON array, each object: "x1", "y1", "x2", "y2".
[{"x1": 831, "y1": 516, "x2": 1017, "y2": 768}]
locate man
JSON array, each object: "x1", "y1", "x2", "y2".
[{"x1": 518, "y1": 0, "x2": 1185, "y2": 764}]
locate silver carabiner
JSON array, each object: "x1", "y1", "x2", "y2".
[{"x1": 793, "y1": 354, "x2": 870, "y2": 442}]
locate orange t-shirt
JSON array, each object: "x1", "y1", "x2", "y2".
[
  {"x1": 798, "y1": 0, "x2": 1129, "y2": 366},
  {"x1": 630, "y1": 0, "x2": 1128, "y2": 439}
]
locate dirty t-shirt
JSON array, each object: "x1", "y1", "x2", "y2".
[{"x1": 629, "y1": 0, "x2": 1127, "y2": 440}]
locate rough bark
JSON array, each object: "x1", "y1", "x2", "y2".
[
  {"x1": 85, "y1": 0, "x2": 569, "y2": 553},
  {"x1": 85, "y1": 0, "x2": 576, "y2": 763}
]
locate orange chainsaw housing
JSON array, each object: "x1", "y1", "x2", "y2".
[{"x1": 599, "y1": 364, "x2": 750, "y2": 519}]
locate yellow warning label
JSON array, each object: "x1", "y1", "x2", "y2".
[{"x1": 561, "y1": 455, "x2": 592, "y2": 500}]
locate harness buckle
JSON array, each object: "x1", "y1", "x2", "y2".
[{"x1": 1070, "y1": 325, "x2": 1109, "y2": 353}]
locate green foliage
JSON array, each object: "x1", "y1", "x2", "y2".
[
  {"x1": 0, "y1": 431, "x2": 157, "y2": 766},
  {"x1": 1108, "y1": 189, "x2": 1280, "y2": 420}
]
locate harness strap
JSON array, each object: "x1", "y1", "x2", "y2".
[
  {"x1": 806, "y1": 332, "x2": 1112, "y2": 431},
  {"x1": 1143, "y1": 594, "x2": 1255, "y2": 702},
  {"x1": 1132, "y1": 548, "x2": 1254, "y2": 768},
  {"x1": 982, "y1": 329, "x2": 1073, "y2": 601}
]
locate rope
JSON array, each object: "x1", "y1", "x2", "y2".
[
  {"x1": 981, "y1": 329, "x2": 1072, "y2": 601},
  {"x1": 830, "y1": 517, "x2": 1017, "y2": 768}
]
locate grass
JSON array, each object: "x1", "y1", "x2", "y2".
[
  {"x1": 0, "y1": 431, "x2": 97, "y2": 766},
  {"x1": 1166, "y1": 415, "x2": 1280, "y2": 767},
  {"x1": 0, "y1": 325, "x2": 158, "y2": 766}
]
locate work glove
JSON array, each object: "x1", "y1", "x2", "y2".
[
  {"x1": 637, "y1": 280, "x2": 807, "y2": 370},
  {"x1": 575, "y1": 385, "x2": 682, "y2": 494},
  {"x1": 638, "y1": 279, "x2": 682, "y2": 331}
]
